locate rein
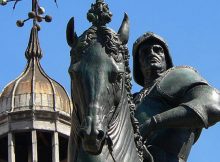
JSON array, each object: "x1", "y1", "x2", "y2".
[
  {"x1": 107, "y1": 75, "x2": 126, "y2": 127},
  {"x1": 105, "y1": 73, "x2": 126, "y2": 161}
]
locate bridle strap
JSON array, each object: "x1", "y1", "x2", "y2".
[
  {"x1": 104, "y1": 75, "x2": 126, "y2": 161},
  {"x1": 107, "y1": 74, "x2": 126, "y2": 127}
]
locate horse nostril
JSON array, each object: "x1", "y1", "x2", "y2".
[{"x1": 97, "y1": 130, "x2": 105, "y2": 140}]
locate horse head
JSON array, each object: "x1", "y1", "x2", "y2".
[{"x1": 67, "y1": 13, "x2": 130, "y2": 155}]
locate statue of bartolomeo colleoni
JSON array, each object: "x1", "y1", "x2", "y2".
[{"x1": 133, "y1": 32, "x2": 220, "y2": 162}]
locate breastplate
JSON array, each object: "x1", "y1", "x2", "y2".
[{"x1": 135, "y1": 88, "x2": 195, "y2": 161}]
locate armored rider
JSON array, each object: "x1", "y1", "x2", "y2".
[{"x1": 133, "y1": 32, "x2": 220, "y2": 162}]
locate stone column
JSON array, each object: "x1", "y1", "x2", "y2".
[
  {"x1": 32, "y1": 130, "x2": 38, "y2": 162},
  {"x1": 8, "y1": 133, "x2": 15, "y2": 162},
  {"x1": 52, "y1": 132, "x2": 59, "y2": 162}
]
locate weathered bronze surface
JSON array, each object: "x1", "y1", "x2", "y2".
[
  {"x1": 66, "y1": 0, "x2": 151, "y2": 162},
  {"x1": 66, "y1": 1, "x2": 220, "y2": 162},
  {"x1": 133, "y1": 32, "x2": 220, "y2": 162}
]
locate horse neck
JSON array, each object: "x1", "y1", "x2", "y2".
[
  {"x1": 107, "y1": 90, "x2": 141, "y2": 162},
  {"x1": 74, "y1": 90, "x2": 142, "y2": 162},
  {"x1": 75, "y1": 95, "x2": 140, "y2": 162}
]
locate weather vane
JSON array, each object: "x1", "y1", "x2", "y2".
[{"x1": 1, "y1": 0, "x2": 55, "y2": 31}]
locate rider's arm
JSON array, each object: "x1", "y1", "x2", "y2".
[{"x1": 140, "y1": 84, "x2": 220, "y2": 139}]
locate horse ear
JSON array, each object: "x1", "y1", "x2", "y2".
[
  {"x1": 118, "y1": 13, "x2": 130, "y2": 45},
  {"x1": 66, "y1": 17, "x2": 78, "y2": 47}
]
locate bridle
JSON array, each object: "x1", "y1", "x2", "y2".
[{"x1": 104, "y1": 72, "x2": 126, "y2": 162}]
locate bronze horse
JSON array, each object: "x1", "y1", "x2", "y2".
[{"x1": 66, "y1": 11, "x2": 152, "y2": 162}]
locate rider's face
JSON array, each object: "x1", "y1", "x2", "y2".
[{"x1": 138, "y1": 43, "x2": 167, "y2": 76}]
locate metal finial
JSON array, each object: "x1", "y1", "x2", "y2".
[
  {"x1": 16, "y1": 0, "x2": 53, "y2": 30},
  {"x1": 1, "y1": 0, "x2": 54, "y2": 30},
  {"x1": 25, "y1": 26, "x2": 43, "y2": 60},
  {"x1": 87, "y1": 0, "x2": 112, "y2": 26}
]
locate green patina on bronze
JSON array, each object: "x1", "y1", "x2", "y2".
[
  {"x1": 133, "y1": 33, "x2": 220, "y2": 162},
  {"x1": 64, "y1": 1, "x2": 220, "y2": 162}
]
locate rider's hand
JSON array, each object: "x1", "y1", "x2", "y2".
[{"x1": 140, "y1": 116, "x2": 157, "y2": 141}]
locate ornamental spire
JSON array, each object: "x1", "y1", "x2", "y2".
[
  {"x1": 25, "y1": 26, "x2": 43, "y2": 60},
  {"x1": 1, "y1": 0, "x2": 57, "y2": 60},
  {"x1": 16, "y1": 0, "x2": 53, "y2": 60}
]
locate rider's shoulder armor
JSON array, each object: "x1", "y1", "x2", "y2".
[
  {"x1": 157, "y1": 66, "x2": 220, "y2": 128},
  {"x1": 157, "y1": 66, "x2": 208, "y2": 100}
]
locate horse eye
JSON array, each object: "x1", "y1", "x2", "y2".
[{"x1": 69, "y1": 62, "x2": 81, "y2": 76}]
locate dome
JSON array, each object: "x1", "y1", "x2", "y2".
[
  {"x1": 0, "y1": 59, "x2": 72, "y2": 116},
  {"x1": 0, "y1": 26, "x2": 72, "y2": 136},
  {"x1": 0, "y1": 27, "x2": 72, "y2": 116}
]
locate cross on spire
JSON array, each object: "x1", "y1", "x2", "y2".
[
  {"x1": 1, "y1": 0, "x2": 55, "y2": 30},
  {"x1": 16, "y1": 0, "x2": 52, "y2": 31}
]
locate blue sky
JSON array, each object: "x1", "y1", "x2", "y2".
[{"x1": 1, "y1": 0, "x2": 220, "y2": 161}]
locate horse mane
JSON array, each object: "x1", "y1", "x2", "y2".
[{"x1": 75, "y1": 26, "x2": 143, "y2": 158}]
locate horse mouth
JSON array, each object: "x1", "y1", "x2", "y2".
[{"x1": 82, "y1": 138, "x2": 105, "y2": 155}]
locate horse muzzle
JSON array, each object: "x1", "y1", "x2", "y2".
[{"x1": 79, "y1": 117, "x2": 106, "y2": 154}]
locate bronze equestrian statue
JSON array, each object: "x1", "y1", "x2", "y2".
[
  {"x1": 133, "y1": 32, "x2": 220, "y2": 162},
  {"x1": 66, "y1": 0, "x2": 220, "y2": 162},
  {"x1": 66, "y1": 1, "x2": 152, "y2": 161}
]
